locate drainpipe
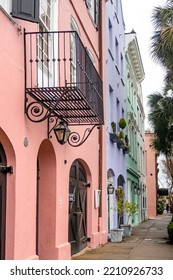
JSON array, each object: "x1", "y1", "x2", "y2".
[{"x1": 98, "y1": 0, "x2": 104, "y2": 224}]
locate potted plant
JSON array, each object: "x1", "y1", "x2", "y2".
[
  {"x1": 117, "y1": 118, "x2": 127, "y2": 149},
  {"x1": 110, "y1": 120, "x2": 126, "y2": 149},
  {"x1": 120, "y1": 201, "x2": 139, "y2": 236},
  {"x1": 123, "y1": 135, "x2": 130, "y2": 154},
  {"x1": 110, "y1": 122, "x2": 120, "y2": 143},
  {"x1": 118, "y1": 118, "x2": 127, "y2": 129},
  {"x1": 110, "y1": 187, "x2": 124, "y2": 242},
  {"x1": 111, "y1": 121, "x2": 116, "y2": 133}
]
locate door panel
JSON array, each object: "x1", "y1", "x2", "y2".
[
  {"x1": 78, "y1": 184, "x2": 87, "y2": 252},
  {"x1": 69, "y1": 161, "x2": 87, "y2": 255},
  {"x1": 68, "y1": 182, "x2": 77, "y2": 254}
]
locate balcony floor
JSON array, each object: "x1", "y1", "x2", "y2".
[{"x1": 26, "y1": 86, "x2": 103, "y2": 125}]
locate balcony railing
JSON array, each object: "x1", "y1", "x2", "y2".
[{"x1": 24, "y1": 30, "x2": 104, "y2": 125}]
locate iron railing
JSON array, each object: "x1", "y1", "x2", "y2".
[{"x1": 24, "y1": 30, "x2": 104, "y2": 125}]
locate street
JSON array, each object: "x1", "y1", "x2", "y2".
[{"x1": 72, "y1": 214, "x2": 173, "y2": 260}]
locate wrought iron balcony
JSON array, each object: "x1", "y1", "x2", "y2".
[{"x1": 24, "y1": 30, "x2": 104, "y2": 126}]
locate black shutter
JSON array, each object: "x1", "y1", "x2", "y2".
[{"x1": 12, "y1": 0, "x2": 39, "y2": 23}]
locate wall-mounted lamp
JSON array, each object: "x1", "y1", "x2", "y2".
[
  {"x1": 137, "y1": 187, "x2": 141, "y2": 195},
  {"x1": 134, "y1": 185, "x2": 137, "y2": 194},
  {"x1": 54, "y1": 121, "x2": 71, "y2": 145},
  {"x1": 48, "y1": 116, "x2": 99, "y2": 147},
  {"x1": 107, "y1": 183, "x2": 115, "y2": 195},
  {"x1": 134, "y1": 186, "x2": 141, "y2": 195}
]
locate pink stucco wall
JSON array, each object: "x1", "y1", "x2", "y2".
[
  {"x1": 145, "y1": 133, "x2": 157, "y2": 218},
  {"x1": 0, "y1": 0, "x2": 107, "y2": 260}
]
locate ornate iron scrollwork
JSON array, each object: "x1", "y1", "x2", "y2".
[
  {"x1": 68, "y1": 125, "x2": 99, "y2": 147},
  {"x1": 48, "y1": 116, "x2": 59, "y2": 139},
  {"x1": 26, "y1": 101, "x2": 50, "y2": 123}
]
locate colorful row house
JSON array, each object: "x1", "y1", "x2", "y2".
[
  {"x1": 106, "y1": 0, "x2": 146, "y2": 233},
  {"x1": 125, "y1": 30, "x2": 146, "y2": 225},
  {"x1": 106, "y1": 0, "x2": 127, "y2": 234},
  {"x1": 0, "y1": 0, "x2": 147, "y2": 260},
  {"x1": 0, "y1": 0, "x2": 107, "y2": 260},
  {"x1": 145, "y1": 132, "x2": 158, "y2": 218}
]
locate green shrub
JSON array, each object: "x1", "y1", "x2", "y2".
[
  {"x1": 119, "y1": 130, "x2": 124, "y2": 139},
  {"x1": 167, "y1": 221, "x2": 173, "y2": 242},
  {"x1": 118, "y1": 118, "x2": 127, "y2": 129},
  {"x1": 111, "y1": 122, "x2": 116, "y2": 133},
  {"x1": 124, "y1": 201, "x2": 139, "y2": 224},
  {"x1": 157, "y1": 201, "x2": 164, "y2": 214}
]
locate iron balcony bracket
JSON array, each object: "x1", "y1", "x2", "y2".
[
  {"x1": 25, "y1": 89, "x2": 66, "y2": 124},
  {"x1": 48, "y1": 115, "x2": 60, "y2": 139},
  {"x1": 67, "y1": 125, "x2": 100, "y2": 147},
  {"x1": 48, "y1": 115, "x2": 100, "y2": 147}
]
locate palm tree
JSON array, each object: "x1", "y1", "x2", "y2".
[
  {"x1": 147, "y1": 92, "x2": 173, "y2": 156},
  {"x1": 151, "y1": 0, "x2": 173, "y2": 64},
  {"x1": 149, "y1": 0, "x2": 173, "y2": 154},
  {"x1": 150, "y1": 0, "x2": 173, "y2": 93},
  {"x1": 149, "y1": 0, "x2": 173, "y2": 215}
]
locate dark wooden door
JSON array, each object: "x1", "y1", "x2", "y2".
[
  {"x1": 68, "y1": 160, "x2": 87, "y2": 255},
  {"x1": 0, "y1": 143, "x2": 7, "y2": 260}
]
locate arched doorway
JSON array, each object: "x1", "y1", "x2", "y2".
[
  {"x1": 0, "y1": 143, "x2": 7, "y2": 260},
  {"x1": 107, "y1": 169, "x2": 115, "y2": 238},
  {"x1": 117, "y1": 174, "x2": 125, "y2": 225},
  {"x1": 68, "y1": 160, "x2": 88, "y2": 255},
  {"x1": 36, "y1": 140, "x2": 56, "y2": 259}
]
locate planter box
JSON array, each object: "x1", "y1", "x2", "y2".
[
  {"x1": 120, "y1": 224, "x2": 132, "y2": 237},
  {"x1": 110, "y1": 229, "x2": 124, "y2": 242},
  {"x1": 109, "y1": 133, "x2": 119, "y2": 143},
  {"x1": 109, "y1": 133, "x2": 125, "y2": 149}
]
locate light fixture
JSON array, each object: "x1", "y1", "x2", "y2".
[
  {"x1": 134, "y1": 185, "x2": 137, "y2": 194},
  {"x1": 137, "y1": 187, "x2": 141, "y2": 195},
  {"x1": 48, "y1": 117, "x2": 99, "y2": 147},
  {"x1": 54, "y1": 121, "x2": 71, "y2": 145},
  {"x1": 107, "y1": 183, "x2": 115, "y2": 195}
]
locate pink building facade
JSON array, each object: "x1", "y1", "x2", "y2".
[
  {"x1": 145, "y1": 133, "x2": 157, "y2": 218},
  {"x1": 0, "y1": 0, "x2": 107, "y2": 260}
]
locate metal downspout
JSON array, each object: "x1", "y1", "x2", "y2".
[{"x1": 98, "y1": 0, "x2": 103, "y2": 223}]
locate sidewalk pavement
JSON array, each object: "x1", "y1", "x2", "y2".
[{"x1": 72, "y1": 213, "x2": 173, "y2": 260}]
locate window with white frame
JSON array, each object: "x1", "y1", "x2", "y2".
[
  {"x1": 70, "y1": 33, "x2": 77, "y2": 84},
  {"x1": 70, "y1": 17, "x2": 80, "y2": 84},
  {"x1": 38, "y1": 0, "x2": 52, "y2": 68},
  {"x1": 40, "y1": 0, "x2": 51, "y2": 30},
  {"x1": 37, "y1": 0, "x2": 59, "y2": 88},
  {"x1": 86, "y1": 0, "x2": 99, "y2": 28}
]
